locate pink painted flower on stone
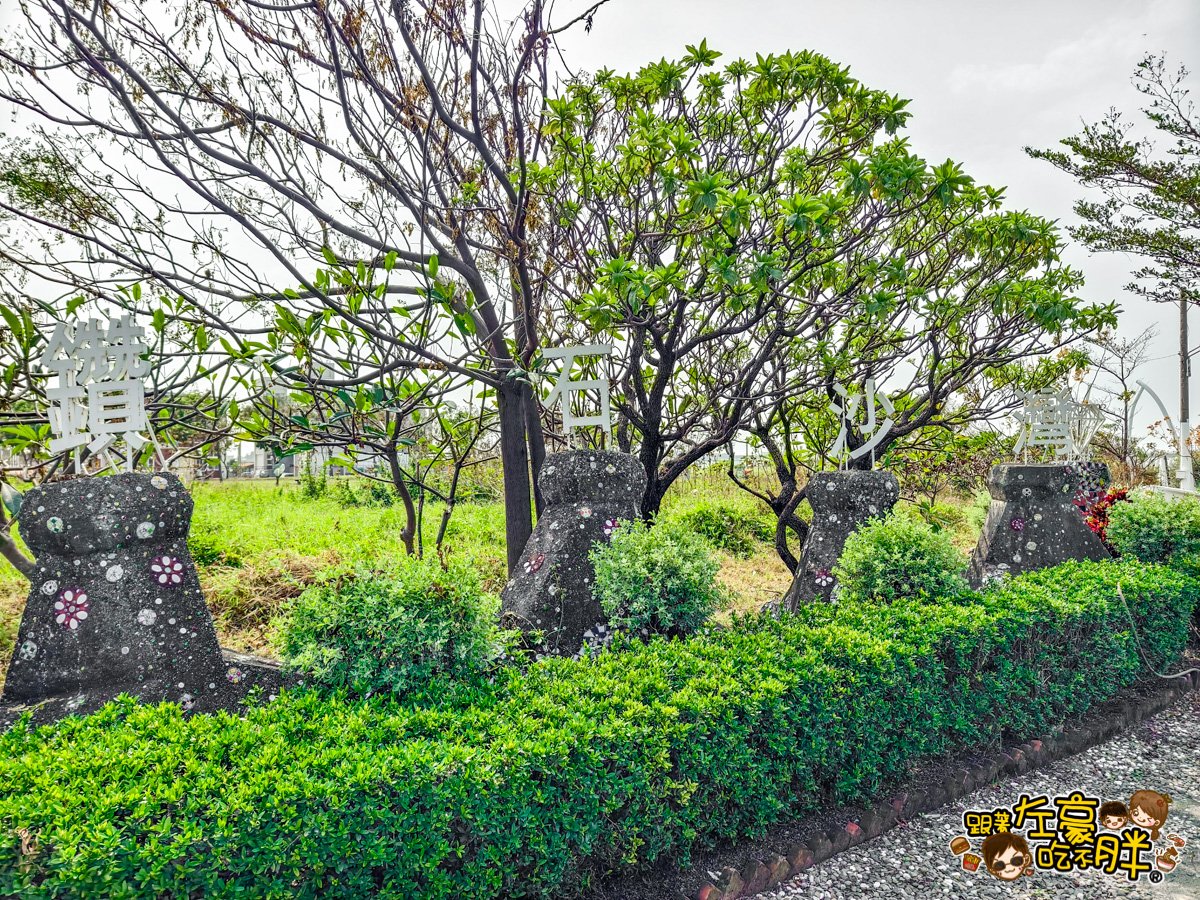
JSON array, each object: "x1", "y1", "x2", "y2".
[
  {"x1": 603, "y1": 518, "x2": 621, "y2": 537},
  {"x1": 150, "y1": 555, "x2": 184, "y2": 586},
  {"x1": 1010, "y1": 518, "x2": 1025, "y2": 532},
  {"x1": 813, "y1": 569, "x2": 834, "y2": 587},
  {"x1": 54, "y1": 588, "x2": 89, "y2": 630}
]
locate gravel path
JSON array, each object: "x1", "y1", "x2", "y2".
[{"x1": 764, "y1": 690, "x2": 1200, "y2": 900}]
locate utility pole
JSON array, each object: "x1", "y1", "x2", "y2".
[{"x1": 1180, "y1": 294, "x2": 1195, "y2": 490}]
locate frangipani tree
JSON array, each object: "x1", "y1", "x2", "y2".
[{"x1": 536, "y1": 45, "x2": 1114, "y2": 524}]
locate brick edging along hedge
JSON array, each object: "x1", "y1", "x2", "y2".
[
  {"x1": 693, "y1": 671, "x2": 1200, "y2": 900},
  {"x1": 0, "y1": 559, "x2": 1195, "y2": 899}
]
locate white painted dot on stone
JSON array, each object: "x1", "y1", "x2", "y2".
[
  {"x1": 168, "y1": 617, "x2": 176, "y2": 625},
  {"x1": 121, "y1": 646, "x2": 130, "y2": 655},
  {"x1": 179, "y1": 627, "x2": 187, "y2": 634},
  {"x1": 209, "y1": 683, "x2": 216, "y2": 689},
  {"x1": 155, "y1": 598, "x2": 162, "y2": 605},
  {"x1": 36, "y1": 505, "x2": 44, "y2": 513},
  {"x1": 41, "y1": 580, "x2": 58, "y2": 595}
]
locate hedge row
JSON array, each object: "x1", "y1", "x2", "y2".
[{"x1": 1, "y1": 559, "x2": 1195, "y2": 899}]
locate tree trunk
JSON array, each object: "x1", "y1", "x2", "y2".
[
  {"x1": 0, "y1": 505, "x2": 34, "y2": 580},
  {"x1": 499, "y1": 382, "x2": 534, "y2": 574},
  {"x1": 522, "y1": 381, "x2": 545, "y2": 516},
  {"x1": 385, "y1": 445, "x2": 417, "y2": 556}
]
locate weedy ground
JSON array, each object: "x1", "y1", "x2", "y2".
[{"x1": 0, "y1": 468, "x2": 985, "y2": 691}]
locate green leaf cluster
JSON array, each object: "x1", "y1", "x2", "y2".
[
  {"x1": 274, "y1": 556, "x2": 509, "y2": 698},
  {"x1": 662, "y1": 498, "x2": 775, "y2": 557},
  {"x1": 589, "y1": 518, "x2": 724, "y2": 635},
  {"x1": 1106, "y1": 492, "x2": 1200, "y2": 565},
  {"x1": 833, "y1": 512, "x2": 968, "y2": 604}
]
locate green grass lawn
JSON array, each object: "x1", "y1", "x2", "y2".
[{"x1": 0, "y1": 468, "x2": 986, "y2": 685}]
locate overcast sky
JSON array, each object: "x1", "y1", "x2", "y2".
[{"x1": 549, "y1": 0, "x2": 1200, "y2": 430}]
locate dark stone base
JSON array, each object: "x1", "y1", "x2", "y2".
[
  {"x1": 968, "y1": 463, "x2": 1110, "y2": 588},
  {"x1": 500, "y1": 450, "x2": 647, "y2": 657},
  {"x1": 3, "y1": 473, "x2": 236, "y2": 709},
  {"x1": 784, "y1": 470, "x2": 899, "y2": 610},
  {"x1": 0, "y1": 649, "x2": 300, "y2": 730}
]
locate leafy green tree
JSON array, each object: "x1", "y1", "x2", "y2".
[
  {"x1": 1028, "y1": 55, "x2": 1199, "y2": 303},
  {"x1": 541, "y1": 45, "x2": 1113, "y2": 532}
]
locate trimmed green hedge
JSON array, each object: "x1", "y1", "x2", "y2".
[{"x1": 1, "y1": 559, "x2": 1195, "y2": 899}]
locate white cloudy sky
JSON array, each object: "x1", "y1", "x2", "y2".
[{"x1": 549, "y1": 0, "x2": 1200, "y2": 428}]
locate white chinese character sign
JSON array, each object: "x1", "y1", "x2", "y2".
[
  {"x1": 544, "y1": 344, "x2": 612, "y2": 439},
  {"x1": 40, "y1": 316, "x2": 160, "y2": 471},
  {"x1": 1012, "y1": 387, "x2": 1107, "y2": 461},
  {"x1": 829, "y1": 378, "x2": 894, "y2": 467}
]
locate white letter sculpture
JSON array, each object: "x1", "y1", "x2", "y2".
[
  {"x1": 544, "y1": 344, "x2": 613, "y2": 439},
  {"x1": 1013, "y1": 387, "x2": 1108, "y2": 462},
  {"x1": 40, "y1": 315, "x2": 159, "y2": 472},
  {"x1": 829, "y1": 378, "x2": 894, "y2": 467}
]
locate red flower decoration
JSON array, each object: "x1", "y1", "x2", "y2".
[
  {"x1": 150, "y1": 555, "x2": 184, "y2": 586},
  {"x1": 54, "y1": 588, "x2": 89, "y2": 630}
]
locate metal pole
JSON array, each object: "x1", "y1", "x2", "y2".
[{"x1": 1179, "y1": 294, "x2": 1195, "y2": 490}]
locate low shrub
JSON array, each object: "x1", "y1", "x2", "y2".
[
  {"x1": 663, "y1": 498, "x2": 774, "y2": 556},
  {"x1": 186, "y1": 526, "x2": 242, "y2": 568},
  {"x1": 589, "y1": 518, "x2": 723, "y2": 635},
  {"x1": 298, "y1": 456, "x2": 327, "y2": 499},
  {"x1": 834, "y1": 512, "x2": 967, "y2": 603},
  {"x1": 274, "y1": 557, "x2": 508, "y2": 697},
  {"x1": 1106, "y1": 492, "x2": 1200, "y2": 564},
  {"x1": 1, "y1": 560, "x2": 1194, "y2": 900},
  {"x1": 332, "y1": 479, "x2": 398, "y2": 508},
  {"x1": 964, "y1": 488, "x2": 992, "y2": 535}
]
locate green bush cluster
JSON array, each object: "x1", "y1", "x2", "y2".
[
  {"x1": 186, "y1": 525, "x2": 243, "y2": 568},
  {"x1": 834, "y1": 513, "x2": 967, "y2": 603},
  {"x1": 275, "y1": 557, "x2": 508, "y2": 697},
  {"x1": 1106, "y1": 492, "x2": 1200, "y2": 565},
  {"x1": 663, "y1": 498, "x2": 774, "y2": 556},
  {"x1": 298, "y1": 455, "x2": 327, "y2": 499},
  {"x1": 1, "y1": 559, "x2": 1193, "y2": 900},
  {"x1": 589, "y1": 518, "x2": 724, "y2": 636},
  {"x1": 332, "y1": 478, "x2": 398, "y2": 508}
]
